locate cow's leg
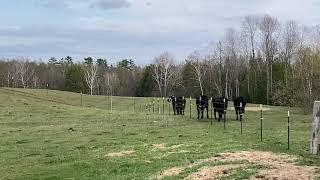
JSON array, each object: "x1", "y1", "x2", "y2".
[
  {"x1": 206, "y1": 107, "x2": 209, "y2": 119},
  {"x1": 218, "y1": 113, "x2": 221, "y2": 122},
  {"x1": 172, "y1": 105, "x2": 175, "y2": 115},
  {"x1": 201, "y1": 109, "x2": 204, "y2": 119},
  {"x1": 236, "y1": 111, "x2": 239, "y2": 120},
  {"x1": 197, "y1": 107, "x2": 200, "y2": 119},
  {"x1": 214, "y1": 109, "x2": 217, "y2": 119}
]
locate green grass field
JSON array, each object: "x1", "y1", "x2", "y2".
[{"x1": 0, "y1": 88, "x2": 319, "y2": 179}]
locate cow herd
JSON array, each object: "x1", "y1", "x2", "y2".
[{"x1": 168, "y1": 95, "x2": 247, "y2": 121}]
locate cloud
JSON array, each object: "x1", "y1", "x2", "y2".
[
  {"x1": 90, "y1": 0, "x2": 131, "y2": 10},
  {"x1": 0, "y1": 25, "x2": 206, "y2": 64},
  {"x1": 33, "y1": 0, "x2": 68, "y2": 9},
  {"x1": 3, "y1": 0, "x2": 320, "y2": 64}
]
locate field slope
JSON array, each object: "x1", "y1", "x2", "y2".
[{"x1": 0, "y1": 88, "x2": 319, "y2": 179}]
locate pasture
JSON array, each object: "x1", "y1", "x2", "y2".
[{"x1": 0, "y1": 88, "x2": 320, "y2": 179}]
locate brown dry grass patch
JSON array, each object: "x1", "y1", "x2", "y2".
[
  {"x1": 153, "y1": 151, "x2": 318, "y2": 180},
  {"x1": 105, "y1": 150, "x2": 135, "y2": 157},
  {"x1": 152, "y1": 167, "x2": 183, "y2": 179},
  {"x1": 152, "y1": 143, "x2": 166, "y2": 150},
  {"x1": 185, "y1": 164, "x2": 243, "y2": 180}
]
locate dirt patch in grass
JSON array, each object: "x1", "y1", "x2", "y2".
[
  {"x1": 152, "y1": 143, "x2": 166, "y2": 150},
  {"x1": 245, "y1": 107, "x2": 271, "y2": 112},
  {"x1": 153, "y1": 167, "x2": 183, "y2": 179},
  {"x1": 154, "y1": 151, "x2": 317, "y2": 179},
  {"x1": 185, "y1": 164, "x2": 243, "y2": 180},
  {"x1": 162, "y1": 167, "x2": 183, "y2": 177},
  {"x1": 214, "y1": 151, "x2": 316, "y2": 180},
  {"x1": 105, "y1": 150, "x2": 135, "y2": 157}
]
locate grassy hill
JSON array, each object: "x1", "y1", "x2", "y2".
[{"x1": 0, "y1": 88, "x2": 319, "y2": 179}]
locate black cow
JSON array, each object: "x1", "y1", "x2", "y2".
[
  {"x1": 168, "y1": 96, "x2": 186, "y2": 115},
  {"x1": 196, "y1": 95, "x2": 209, "y2": 119},
  {"x1": 212, "y1": 97, "x2": 228, "y2": 122},
  {"x1": 176, "y1": 96, "x2": 186, "y2": 115},
  {"x1": 234, "y1": 96, "x2": 247, "y2": 121}
]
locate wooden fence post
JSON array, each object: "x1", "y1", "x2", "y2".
[
  {"x1": 310, "y1": 101, "x2": 320, "y2": 154},
  {"x1": 260, "y1": 104, "x2": 263, "y2": 142},
  {"x1": 153, "y1": 101, "x2": 155, "y2": 114},
  {"x1": 80, "y1": 92, "x2": 83, "y2": 107},
  {"x1": 210, "y1": 97, "x2": 213, "y2": 125},
  {"x1": 110, "y1": 95, "x2": 113, "y2": 113},
  {"x1": 190, "y1": 96, "x2": 192, "y2": 119},
  {"x1": 162, "y1": 97, "x2": 165, "y2": 115},
  {"x1": 288, "y1": 110, "x2": 290, "y2": 150},
  {"x1": 158, "y1": 98, "x2": 160, "y2": 114}
]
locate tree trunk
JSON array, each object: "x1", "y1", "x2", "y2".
[
  {"x1": 310, "y1": 101, "x2": 320, "y2": 154},
  {"x1": 270, "y1": 59, "x2": 273, "y2": 101},
  {"x1": 266, "y1": 62, "x2": 270, "y2": 105},
  {"x1": 7, "y1": 72, "x2": 10, "y2": 88},
  {"x1": 224, "y1": 69, "x2": 228, "y2": 98}
]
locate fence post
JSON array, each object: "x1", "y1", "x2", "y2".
[
  {"x1": 162, "y1": 97, "x2": 165, "y2": 115},
  {"x1": 133, "y1": 98, "x2": 135, "y2": 113},
  {"x1": 145, "y1": 103, "x2": 148, "y2": 115},
  {"x1": 153, "y1": 101, "x2": 155, "y2": 114},
  {"x1": 46, "y1": 83, "x2": 49, "y2": 97},
  {"x1": 310, "y1": 101, "x2": 320, "y2": 154},
  {"x1": 158, "y1": 98, "x2": 160, "y2": 114},
  {"x1": 260, "y1": 104, "x2": 263, "y2": 141},
  {"x1": 223, "y1": 98, "x2": 226, "y2": 129},
  {"x1": 46, "y1": 84, "x2": 49, "y2": 108},
  {"x1": 210, "y1": 97, "x2": 213, "y2": 126},
  {"x1": 190, "y1": 96, "x2": 192, "y2": 119},
  {"x1": 240, "y1": 102, "x2": 243, "y2": 134},
  {"x1": 80, "y1": 92, "x2": 83, "y2": 107},
  {"x1": 168, "y1": 99, "x2": 171, "y2": 115},
  {"x1": 288, "y1": 110, "x2": 290, "y2": 150},
  {"x1": 183, "y1": 96, "x2": 185, "y2": 116},
  {"x1": 110, "y1": 95, "x2": 113, "y2": 113},
  {"x1": 149, "y1": 102, "x2": 151, "y2": 114}
]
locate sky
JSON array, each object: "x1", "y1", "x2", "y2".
[{"x1": 0, "y1": 0, "x2": 320, "y2": 65}]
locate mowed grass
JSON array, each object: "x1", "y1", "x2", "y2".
[{"x1": 0, "y1": 88, "x2": 319, "y2": 179}]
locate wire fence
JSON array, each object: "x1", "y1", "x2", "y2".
[{"x1": 9, "y1": 87, "x2": 309, "y2": 152}]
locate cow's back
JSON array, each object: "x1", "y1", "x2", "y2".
[{"x1": 213, "y1": 97, "x2": 228, "y2": 112}]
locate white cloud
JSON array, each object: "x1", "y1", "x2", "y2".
[
  {"x1": 3, "y1": 0, "x2": 320, "y2": 64},
  {"x1": 90, "y1": 0, "x2": 131, "y2": 9}
]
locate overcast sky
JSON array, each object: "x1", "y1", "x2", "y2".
[{"x1": 0, "y1": 0, "x2": 320, "y2": 65}]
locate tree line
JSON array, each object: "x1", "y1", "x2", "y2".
[{"x1": 0, "y1": 14, "x2": 320, "y2": 111}]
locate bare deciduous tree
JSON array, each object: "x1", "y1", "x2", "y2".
[
  {"x1": 259, "y1": 15, "x2": 281, "y2": 104},
  {"x1": 105, "y1": 70, "x2": 119, "y2": 113},
  {"x1": 105, "y1": 70, "x2": 118, "y2": 96},
  {"x1": 242, "y1": 16, "x2": 259, "y2": 96},
  {"x1": 84, "y1": 64, "x2": 98, "y2": 95},
  {"x1": 282, "y1": 20, "x2": 301, "y2": 86},
  {"x1": 152, "y1": 52, "x2": 178, "y2": 96},
  {"x1": 188, "y1": 51, "x2": 205, "y2": 96},
  {"x1": 15, "y1": 59, "x2": 34, "y2": 88},
  {"x1": 243, "y1": 16, "x2": 259, "y2": 62}
]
